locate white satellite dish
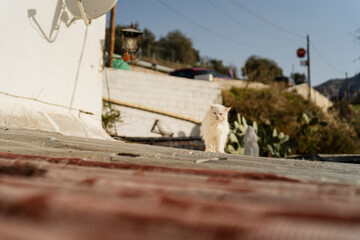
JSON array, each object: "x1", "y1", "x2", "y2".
[{"x1": 65, "y1": 0, "x2": 118, "y2": 25}]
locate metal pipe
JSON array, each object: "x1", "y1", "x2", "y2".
[{"x1": 103, "y1": 97, "x2": 201, "y2": 124}]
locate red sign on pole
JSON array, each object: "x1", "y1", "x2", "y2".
[{"x1": 297, "y1": 48, "x2": 306, "y2": 58}]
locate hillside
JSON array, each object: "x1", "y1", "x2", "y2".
[
  {"x1": 315, "y1": 73, "x2": 360, "y2": 103},
  {"x1": 223, "y1": 87, "x2": 360, "y2": 155}
]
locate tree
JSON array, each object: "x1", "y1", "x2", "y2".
[
  {"x1": 241, "y1": 55, "x2": 283, "y2": 84},
  {"x1": 140, "y1": 28, "x2": 157, "y2": 58},
  {"x1": 208, "y1": 59, "x2": 227, "y2": 74},
  {"x1": 113, "y1": 25, "x2": 124, "y2": 54},
  {"x1": 226, "y1": 64, "x2": 239, "y2": 79},
  {"x1": 206, "y1": 58, "x2": 238, "y2": 79},
  {"x1": 158, "y1": 30, "x2": 199, "y2": 66},
  {"x1": 292, "y1": 72, "x2": 306, "y2": 85}
]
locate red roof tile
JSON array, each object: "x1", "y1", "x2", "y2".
[{"x1": 1, "y1": 152, "x2": 360, "y2": 240}]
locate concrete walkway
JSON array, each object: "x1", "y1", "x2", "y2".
[{"x1": 1, "y1": 128, "x2": 359, "y2": 185}]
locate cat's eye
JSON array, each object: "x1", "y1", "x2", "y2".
[
  {"x1": 219, "y1": 113, "x2": 223, "y2": 115},
  {"x1": 213, "y1": 112, "x2": 216, "y2": 115}
]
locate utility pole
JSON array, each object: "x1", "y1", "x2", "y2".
[
  {"x1": 307, "y1": 34, "x2": 311, "y2": 100},
  {"x1": 108, "y1": 5, "x2": 116, "y2": 68},
  {"x1": 345, "y1": 72, "x2": 349, "y2": 102}
]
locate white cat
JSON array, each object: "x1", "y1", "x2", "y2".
[{"x1": 201, "y1": 104, "x2": 231, "y2": 153}]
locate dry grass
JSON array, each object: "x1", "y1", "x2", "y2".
[
  {"x1": 223, "y1": 86, "x2": 360, "y2": 154},
  {"x1": 223, "y1": 87, "x2": 321, "y2": 135}
]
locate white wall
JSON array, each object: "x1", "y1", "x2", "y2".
[
  {"x1": 112, "y1": 105, "x2": 201, "y2": 137},
  {"x1": 213, "y1": 78, "x2": 269, "y2": 90},
  {"x1": 0, "y1": 0, "x2": 109, "y2": 139},
  {"x1": 104, "y1": 69, "x2": 222, "y2": 137}
]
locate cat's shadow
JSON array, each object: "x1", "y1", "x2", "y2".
[
  {"x1": 177, "y1": 125, "x2": 200, "y2": 137},
  {"x1": 190, "y1": 125, "x2": 201, "y2": 136}
]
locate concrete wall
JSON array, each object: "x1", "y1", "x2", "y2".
[
  {"x1": 103, "y1": 69, "x2": 222, "y2": 137},
  {"x1": 213, "y1": 78, "x2": 269, "y2": 90},
  {"x1": 286, "y1": 83, "x2": 333, "y2": 111},
  {"x1": 0, "y1": 0, "x2": 109, "y2": 139}
]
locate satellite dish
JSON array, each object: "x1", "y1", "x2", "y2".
[{"x1": 65, "y1": 0, "x2": 118, "y2": 25}]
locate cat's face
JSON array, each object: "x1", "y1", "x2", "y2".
[{"x1": 210, "y1": 104, "x2": 231, "y2": 121}]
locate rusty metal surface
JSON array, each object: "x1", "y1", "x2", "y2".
[{"x1": 0, "y1": 129, "x2": 360, "y2": 239}]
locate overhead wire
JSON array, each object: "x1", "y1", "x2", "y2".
[
  {"x1": 157, "y1": 1, "x2": 354, "y2": 80},
  {"x1": 229, "y1": 0, "x2": 305, "y2": 39},
  {"x1": 356, "y1": 66, "x2": 360, "y2": 75},
  {"x1": 157, "y1": 0, "x2": 301, "y2": 49},
  {"x1": 310, "y1": 41, "x2": 347, "y2": 74},
  {"x1": 206, "y1": 0, "x2": 295, "y2": 41},
  {"x1": 227, "y1": 0, "x2": 351, "y2": 77}
]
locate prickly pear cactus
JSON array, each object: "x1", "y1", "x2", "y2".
[
  {"x1": 226, "y1": 113, "x2": 295, "y2": 158},
  {"x1": 226, "y1": 113, "x2": 257, "y2": 155}
]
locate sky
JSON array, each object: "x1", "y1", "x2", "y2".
[{"x1": 108, "y1": 0, "x2": 360, "y2": 86}]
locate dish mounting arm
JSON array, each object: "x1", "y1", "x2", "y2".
[{"x1": 76, "y1": 0, "x2": 91, "y2": 26}]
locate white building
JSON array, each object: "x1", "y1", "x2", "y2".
[{"x1": 0, "y1": 0, "x2": 111, "y2": 139}]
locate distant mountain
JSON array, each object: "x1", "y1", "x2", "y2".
[{"x1": 314, "y1": 73, "x2": 360, "y2": 103}]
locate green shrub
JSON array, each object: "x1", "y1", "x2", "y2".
[
  {"x1": 102, "y1": 101, "x2": 122, "y2": 133},
  {"x1": 256, "y1": 121, "x2": 296, "y2": 158},
  {"x1": 295, "y1": 112, "x2": 327, "y2": 154},
  {"x1": 352, "y1": 106, "x2": 360, "y2": 139},
  {"x1": 226, "y1": 113, "x2": 248, "y2": 155},
  {"x1": 223, "y1": 87, "x2": 320, "y2": 136},
  {"x1": 223, "y1": 87, "x2": 360, "y2": 155},
  {"x1": 317, "y1": 124, "x2": 358, "y2": 154}
]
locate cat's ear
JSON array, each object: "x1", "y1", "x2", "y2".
[
  {"x1": 225, "y1": 107, "x2": 231, "y2": 112},
  {"x1": 210, "y1": 104, "x2": 216, "y2": 110}
]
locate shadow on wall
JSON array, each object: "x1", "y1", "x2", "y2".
[
  {"x1": 27, "y1": 0, "x2": 76, "y2": 43},
  {"x1": 178, "y1": 124, "x2": 201, "y2": 137},
  {"x1": 27, "y1": 0, "x2": 90, "y2": 112},
  {"x1": 69, "y1": 27, "x2": 88, "y2": 110}
]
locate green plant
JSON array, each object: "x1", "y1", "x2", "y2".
[
  {"x1": 226, "y1": 113, "x2": 295, "y2": 158},
  {"x1": 352, "y1": 106, "x2": 360, "y2": 138},
  {"x1": 226, "y1": 113, "x2": 249, "y2": 154},
  {"x1": 256, "y1": 121, "x2": 296, "y2": 158},
  {"x1": 295, "y1": 112, "x2": 327, "y2": 154},
  {"x1": 223, "y1": 87, "x2": 320, "y2": 135},
  {"x1": 223, "y1": 87, "x2": 360, "y2": 155},
  {"x1": 337, "y1": 100, "x2": 352, "y2": 122},
  {"x1": 353, "y1": 105, "x2": 360, "y2": 111},
  {"x1": 102, "y1": 101, "x2": 122, "y2": 133}
]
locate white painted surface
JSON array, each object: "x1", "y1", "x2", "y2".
[
  {"x1": 103, "y1": 69, "x2": 222, "y2": 137},
  {"x1": 213, "y1": 78, "x2": 270, "y2": 90},
  {"x1": 195, "y1": 74, "x2": 213, "y2": 81},
  {"x1": 112, "y1": 105, "x2": 201, "y2": 137},
  {"x1": 0, "y1": 0, "x2": 109, "y2": 139}
]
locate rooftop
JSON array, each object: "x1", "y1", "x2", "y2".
[{"x1": 1, "y1": 128, "x2": 360, "y2": 240}]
